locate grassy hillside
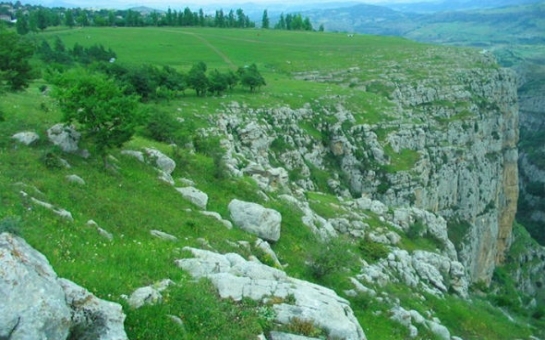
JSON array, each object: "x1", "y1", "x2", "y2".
[{"x1": 1, "y1": 27, "x2": 543, "y2": 339}]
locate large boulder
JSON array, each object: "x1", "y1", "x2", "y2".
[
  {"x1": 47, "y1": 124, "x2": 81, "y2": 152},
  {"x1": 228, "y1": 199, "x2": 282, "y2": 242},
  {"x1": 176, "y1": 247, "x2": 366, "y2": 340},
  {"x1": 0, "y1": 233, "x2": 128, "y2": 340}
]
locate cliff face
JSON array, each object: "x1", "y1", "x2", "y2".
[
  {"x1": 215, "y1": 47, "x2": 518, "y2": 284},
  {"x1": 516, "y1": 65, "x2": 545, "y2": 246},
  {"x1": 365, "y1": 67, "x2": 519, "y2": 284}
]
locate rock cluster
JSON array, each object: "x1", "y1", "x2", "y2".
[
  {"x1": 176, "y1": 247, "x2": 366, "y2": 340},
  {"x1": 0, "y1": 233, "x2": 127, "y2": 340}
]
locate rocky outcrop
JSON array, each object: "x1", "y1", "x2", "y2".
[
  {"x1": 214, "y1": 49, "x2": 519, "y2": 284},
  {"x1": 176, "y1": 247, "x2": 366, "y2": 340},
  {"x1": 0, "y1": 232, "x2": 127, "y2": 340}
]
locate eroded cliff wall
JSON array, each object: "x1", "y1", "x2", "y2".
[{"x1": 214, "y1": 47, "x2": 519, "y2": 284}]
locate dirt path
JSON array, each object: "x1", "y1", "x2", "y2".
[{"x1": 157, "y1": 28, "x2": 236, "y2": 67}]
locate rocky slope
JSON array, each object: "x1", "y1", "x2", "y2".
[{"x1": 212, "y1": 47, "x2": 518, "y2": 286}]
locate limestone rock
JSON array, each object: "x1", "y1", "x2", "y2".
[
  {"x1": 228, "y1": 199, "x2": 282, "y2": 242},
  {"x1": 200, "y1": 211, "x2": 233, "y2": 229},
  {"x1": 47, "y1": 123, "x2": 80, "y2": 152},
  {"x1": 426, "y1": 320, "x2": 450, "y2": 340},
  {"x1": 59, "y1": 278, "x2": 128, "y2": 340},
  {"x1": 144, "y1": 148, "x2": 176, "y2": 174},
  {"x1": 128, "y1": 279, "x2": 174, "y2": 309},
  {"x1": 12, "y1": 131, "x2": 39, "y2": 145},
  {"x1": 86, "y1": 220, "x2": 113, "y2": 241},
  {"x1": 144, "y1": 148, "x2": 176, "y2": 185},
  {"x1": 269, "y1": 331, "x2": 321, "y2": 340},
  {"x1": 176, "y1": 187, "x2": 208, "y2": 210},
  {"x1": 121, "y1": 150, "x2": 145, "y2": 162},
  {"x1": 255, "y1": 238, "x2": 282, "y2": 268},
  {"x1": 0, "y1": 232, "x2": 72, "y2": 340},
  {"x1": 150, "y1": 230, "x2": 178, "y2": 241},
  {"x1": 176, "y1": 247, "x2": 366, "y2": 340},
  {"x1": 30, "y1": 196, "x2": 73, "y2": 221},
  {"x1": 0, "y1": 233, "x2": 127, "y2": 340},
  {"x1": 66, "y1": 174, "x2": 85, "y2": 185}
]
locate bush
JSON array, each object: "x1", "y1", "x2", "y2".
[
  {"x1": 286, "y1": 317, "x2": 323, "y2": 337},
  {"x1": 0, "y1": 217, "x2": 22, "y2": 236},
  {"x1": 143, "y1": 110, "x2": 179, "y2": 143},
  {"x1": 358, "y1": 238, "x2": 389, "y2": 263},
  {"x1": 407, "y1": 219, "x2": 425, "y2": 240},
  {"x1": 308, "y1": 236, "x2": 356, "y2": 280}
]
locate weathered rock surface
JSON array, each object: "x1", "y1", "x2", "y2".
[
  {"x1": 212, "y1": 52, "x2": 519, "y2": 285},
  {"x1": 176, "y1": 247, "x2": 366, "y2": 340},
  {"x1": 176, "y1": 187, "x2": 208, "y2": 210},
  {"x1": 128, "y1": 279, "x2": 174, "y2": 309},
  {"x1": 66, "y1": 174, "x2": 85, "y2": 185},
  {"x1": 12, "y1": 131, "x2": 39, "y2": 145},
  {"x1": 358, "y1": 248, "x2": 469, "y2": 298},
  {"x1": 228, "y1": 199, "x2": 282, "y2": 242},
  {"x1": 47, "y1": 123, "x2": 81, "y2": 152},
  {"x1": 123, "y1": 148, "x2": 176, "y2": 184},
  {"x1": 0, "y1": 232, "x2": 127, "y2": 340}
]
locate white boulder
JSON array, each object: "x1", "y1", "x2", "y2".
[{"x1": 228, "y1": 199, "x2": 282, "y2": 242}]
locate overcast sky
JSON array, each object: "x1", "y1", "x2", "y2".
[{"x1": 23, "y1": 0, "x2": 435, "y2": 10}]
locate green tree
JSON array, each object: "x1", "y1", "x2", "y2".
[
  {"x1": 35, "y1": 7, "x2": 48, "y2": 31},
  {"x1": 225, "y1": 70, "x2": 238, "y2": 90},
  {"x1": 0, "y1": 29, "x2": 34, "y2": 91},
  {"x1": 15, "y1": 10, "x2": 29, "y2": 35},
  {"x1": 187, "y1": 62, "x2": 208, "y2": 97},
  {"x1": 208, "y1": 69, "x2": 228, "y2": 95},
  {"x1": 64, "y1": 10, "x2": 75, "y2": 28},
  {"x1": 238, "y1": 64, "x2": 266, "y2": 92},
  {"x1": 262, "y1": 10, "x2": 269, "y2": 29},
  {"x1": 303, "y1": 17, "x2": 313, "y2": 31},
  {"x1": 53, "y1": 70, "x2": 141, "y2": 164},
  {"x1": 275, "y1": 13, "x2": 286, "y2": 29}
]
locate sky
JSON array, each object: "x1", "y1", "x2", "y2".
[{"x1": 23, "y1": 0, "x2": 438, "y2": 11}]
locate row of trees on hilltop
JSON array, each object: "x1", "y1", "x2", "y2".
[
  {"x1": 35, "y1": 37, "x2": 266, "y2": 100},
  {"x1": 1, "y1": 2, "x2": 321, "y2": 32}
]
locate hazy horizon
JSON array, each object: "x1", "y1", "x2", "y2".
[{"x1": 16, "y1": 0, "x2": 439, "y2": 10}]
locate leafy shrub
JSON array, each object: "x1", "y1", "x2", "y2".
[
  {"x1": 142, "y1": 110, "x2": 179, "y2": 143},
  {"x1": 358, "y1": 238, "x2": 389, "y2": 263},
  {"x1": 286, "y1": 317, "x2": 323, "y2": 337},
  {"x1": 41, "y1": 151, "x2": 64, "y2": 169},
  {"x1": 256, "y1": 305, "x2": 276, "y2": 333},
  {"x1": 0, "y1": 217, "x2": 22, "y2": 236},
  {"x1": 447, "y1": 218, "x2": 472, "y2": 252},
  {"x1": 407, "y1": 219, "x2": 425, "y2": 240},
  {"x1": 308, "y1": 237, "x2": 356, "y2": 280}
]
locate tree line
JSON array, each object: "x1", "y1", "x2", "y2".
[
  {"x1": 1, "y1": 25, "x2": 267, "y2": 164},
  {"x1": 0, "y1": 2, "x2": 319, "y2": 33}
]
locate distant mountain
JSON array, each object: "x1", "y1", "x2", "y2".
[
  {"x1": 384, "y1": 0, "x2": 544, "y2": 13},
  {"x1": 128, "y1": 6, "x2": 163, "y2": 15},
  {"x1": 305, "y1": 0, "x2": 545, "y2": 43},
  {"x1": 305, "y1": 3, "x2": 419, "y2": 34}
]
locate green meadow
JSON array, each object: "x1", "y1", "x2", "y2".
[{"x1": 1, "y1": 26, "x2": 543, "y2": 339}]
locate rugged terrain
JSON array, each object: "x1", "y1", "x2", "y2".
[{"x1": 1, "y1": 27, "x2": 544, "y2": 339}]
